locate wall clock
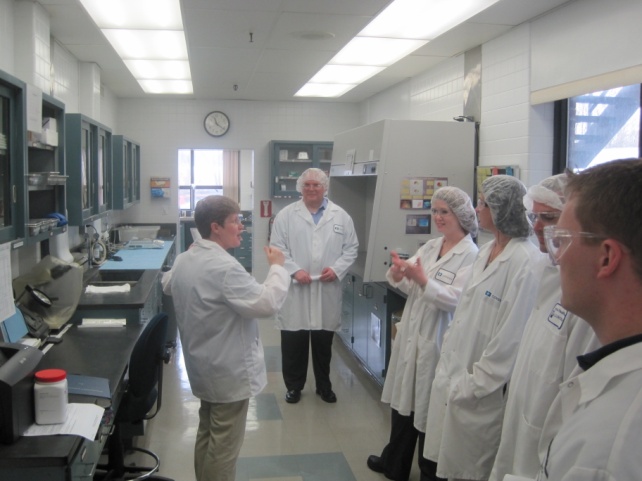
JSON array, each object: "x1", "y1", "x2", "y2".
[{"x1": 204, "y1": 111, "x2": 230, "y2": 137}]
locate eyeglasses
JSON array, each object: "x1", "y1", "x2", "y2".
[
  {"x1": 303, "y1": 182, "x2": 324, "y2": 190},
  {"x1": 527, "y1": 211, "x2": 561, "y2": 225},
  {"x1": 431, "y1": 208, "x2": 451, "y2": 217},
  {"x1": 226, "y1": 215, "x2": 243, "y2": 226},
  {"x1": 543, "y1": 225, "x2": 605, "y2": 265}
]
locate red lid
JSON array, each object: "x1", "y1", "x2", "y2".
[{"x1": 35, "y1": 369, "x2": 67, "y2": 383}]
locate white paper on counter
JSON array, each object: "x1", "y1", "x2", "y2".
[{"x1": 23, "y1": 403, "x2": 105, "y2": 440}]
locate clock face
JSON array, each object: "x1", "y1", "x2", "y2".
[{"x1": 204, "y1": 111, "x2": 230, "y2": 137}]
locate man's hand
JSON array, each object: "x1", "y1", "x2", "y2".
[
  {"x1": 293, "y1": 269, "x2": 312, "y2": 284},
  {"x1": 319, "y1": 267, "x2": 337, "y2": 282},
  {"x1": 265, "y1": 246, "x2": 285, "y2": 266}
]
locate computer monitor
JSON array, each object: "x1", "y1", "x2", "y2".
[{"x1": 0, "y1": 307, "x2": 28, "y2": 344}]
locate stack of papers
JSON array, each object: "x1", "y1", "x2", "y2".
[{"x1": 85, "y1": 284, "x2": 131, "y2": 294}]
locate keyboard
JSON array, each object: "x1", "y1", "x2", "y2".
[{"x1": 79, "y1": 318, "x2": 126, "y2": 328}]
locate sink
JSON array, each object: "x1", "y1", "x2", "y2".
[{"x1": 86, "y1": 269, "x2": 145, "y2": 286}]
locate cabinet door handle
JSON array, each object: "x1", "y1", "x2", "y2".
[{"x1": 364, "y1": 284, "x2": 373, "y2": 299}]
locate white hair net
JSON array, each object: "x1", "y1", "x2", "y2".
[
  {"x1": 432, "y1": 186, "x2": 478, "y2": 237},
  {"x1": 523, "y1": 173, "x2": 568, "y2": 211},
  {"x1": 296, "y1": 168, "x2": 329, "y2": 193},
  {"x1": 481, "y1": 175, "x2": 531, "y2": 237}
]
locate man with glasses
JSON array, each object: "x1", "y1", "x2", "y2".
[
  {"x1": 533, "y1": 159, "x2": 642, "y2": 480},
  {"x1": 270, "y1": 168, "x2": 358, "y2": 404},
  {"x1": 490, "y1": 175, "x2": 598, "y2": 481}
]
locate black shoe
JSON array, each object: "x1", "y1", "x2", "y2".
[
  {"x1": 367, "y1": 454, "x2": 385, "y2": 473},
  {"x1": 315, "y1": 388, "x2": 337, "y2": 403},
  {"x1": 285, "y1": 389, "x2": 301, "y2": 403}
]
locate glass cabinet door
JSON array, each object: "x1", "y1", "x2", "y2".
[
  {"x1": 97, "y1": 127, "x2": 111, "y2": 213},
  {"x1": 0, "y1": 88, "x2": 10, "y2": 231},
  {"x1": 80, "y1": 122, "x2": 92, "y2": 212}
]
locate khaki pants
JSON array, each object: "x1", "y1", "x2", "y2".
[{"x1": 195, "y1": 398, "x2": 249, "y2": 481}]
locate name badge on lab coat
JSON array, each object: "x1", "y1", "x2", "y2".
[
  {"x1": 333, "y1": 224, "x2": 344, "y2": 234},
  {"x1": 435, "y1": 268, "x2": 455, "y2": 285},
  {"x1": 548, "y1": 303, "x2": 568, "y2": 329}
]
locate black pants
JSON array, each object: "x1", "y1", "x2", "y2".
[
  {"x1": 379, "y1": 409, "x2": 446, "y2": 481},
  {"x1": 281, "y1": 329, "x2": 334, "y2": 392}
]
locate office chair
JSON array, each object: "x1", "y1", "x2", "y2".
[{"x1": 98, "y1": 312, "x2": 174, "y2": 481}]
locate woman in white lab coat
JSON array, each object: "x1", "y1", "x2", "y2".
[
  {"x1": 424, "y1": 175, "x2": 542, "y2": 481},
  {"x1": 163, "y1": 195, "x2": 290, "y2": 481},
  {"x1": 367, "y1": 187, "x2": 478, "y2": 481}
]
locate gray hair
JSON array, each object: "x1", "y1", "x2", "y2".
[
  {"x1": 432, "y1": 186, "x2": 478, "y2": 237},
  {"x1": 296, "y1": 168, "x2": 329, "y2": 193},
  {"x1": 481, "y1": 175, "x2": 531, "y2": 238}
]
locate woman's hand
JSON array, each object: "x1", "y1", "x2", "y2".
[
  {"x1": 403, "y1": 257, "x2": 427, "y2": 287},
  {"x1": 389, "y1": 251, "x2": 410, "y2": 282}
]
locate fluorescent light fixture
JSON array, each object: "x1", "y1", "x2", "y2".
[
  {"x1": 124, "y1": 60, "x2": 192, "y2": 80},
  {"x1": 310, "y1": 65, "x2": 385, "y2": 84},
  {"x1": 295, "y1": 83, "x2": 356, "y2": 98},
  {"x1": 79, "y1": 0, "x2": 183, "y2": 29},
  {"x1": 329, "y1": 37, "x2": 428, "y2": 67},
  {"x1": 296, "y1": 0, "x2": 502, "y2": 98},
  {"x1": 79, "y1": 0, "x2": 192, "y2": 95},
  {"x1": 138, "y1": 80, "x2": 194, "y2": 95},
  {"x1": 102, "y1": 30, "x2": 188, "y2": 60}
]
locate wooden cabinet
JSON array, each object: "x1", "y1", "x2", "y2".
[
  {"x1": 112, "y1": 135, "x2": 140, "y2": 210},
  {"x1": 0, "y1": 70, "x2": 25, "y2": 244},
  {"x1": 65, "y1": 114, "x2": 112, "y2": 225},
  {"x1": 270, "y1": 140, "x2": 332, "y2": 198},
  {"x1": 24, "y1": 94, "x2": 67, "y2": 244}
]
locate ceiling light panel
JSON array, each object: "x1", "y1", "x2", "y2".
[
  {"x1": 79, "y1": 0, "x2": 183, "y2": 29},
  {"x1": 138, "y1": 79, "x2": 194, "y2": 95},
  {"x1": 102, "y1": 30, "x2": 188, "y2": 60},
  {"x1": 295, "y1": 83, "x2": 356, "y2": 98},
  {"x1": 310, "y1": 65, "x2": 385, "y2": 84},
  {"x1": 329, "y1": 37, "x2": 428, "y2": 67},
  {"x1": 124, "y1": 60, "x2": 192, "y2": 80}
]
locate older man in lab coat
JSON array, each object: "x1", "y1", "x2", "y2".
[
  {"x1": 532, "y1": 159, "x2": 642, "y2": 480},
  {"x1": 270, "y1": 168, "x2": 358, "y2": 404}
]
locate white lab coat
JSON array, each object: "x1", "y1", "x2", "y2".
[
  {"x1": 381, "y1": 235, "x2": 478, "y2": 432},
  {"x1": 536, "y1": 341, "x2": 642, "y2": 481},
  {"x1": 270, "y1": 199, "x2": 358, "y2": 331},
  {"x1": 489, "y1": 259, "x2": 599, "y2": 481},
  {"x1": 162, "y1": 239, "x2": 290, "y2": 403},
  {"x1": 424, "y1": 237, "x2": 542, "y2": 480}
]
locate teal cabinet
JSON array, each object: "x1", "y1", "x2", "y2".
[
  {"x1": 112, "y1": 135, "x2": 140, "y2": 210},
  {"x1": 65, "y1": 114, "x2": 112, "y2": 225},
  {"x1": 24, "y1": 94, "x2": 67, "y2": 244},
  {"x1": 0, "y1": 70, "x2": 25, "y2": 244},
  {"x1": 270, "y1": 140, "x2": 332, "y2": 198}
]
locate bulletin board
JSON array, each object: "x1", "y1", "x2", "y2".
[
  {"x1": 150, "y1": 177, "x2": 170, "y2": 198},
  {"x1": 476, "y1": 166, "x2": 520, "y2": 194},
  {"x1": 400, "y1": 177, "x2": 449, "y2": 235}
]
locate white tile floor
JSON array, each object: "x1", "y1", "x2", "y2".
[{"x1": 133, "y1": 321, "x2": 422, "y2": 481}]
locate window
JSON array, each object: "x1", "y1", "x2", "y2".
[
  {"x1": 178, "y1": 149, "x2": 224, "y2": 211},
  {"x1": 555, "y1": 84, "x2": 641, "y2": 172}
]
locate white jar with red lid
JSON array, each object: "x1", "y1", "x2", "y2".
[{"x1": 34, "y1": 368, "x2": 68, "y2": 425}]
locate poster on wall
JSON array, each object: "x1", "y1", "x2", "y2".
[
  {"x1": 151, "y1": 177, "x2": 170, "y2": 198},
  {"x1": 405, "y1": 214, "x2": 431, "y2": 235},
  {"x1": 399, "y1": 177, "x2": 448, "y2": 209}
]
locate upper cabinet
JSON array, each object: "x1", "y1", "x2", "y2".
[
  {"x1": 65, "y1": 113, "x2": 112, "y2": 226},
  {"x1": 112, "y1": 135, "x2": 140, "y2": 210},
  {"x1": 0, "y1": 71, "x2": 25, "y2": 244},
  {"x1": 24, "y1": 94, "x2": 67, "y2": 244},
  {"x1": 270, "y1": 140, "x2": 333, "y2": 198}
]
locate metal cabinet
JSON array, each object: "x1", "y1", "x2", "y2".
[
  {"x1": 0, "y1": 70, "x2": 25, "y2": 244},
  {"x1": 112, "y1": 135, "x2": 140, "y2": 210},
  {"x1": 336, "y1": 272, "x2": 407, "y2": 385},
  {"x1": 24, "y1": 94, "x2": 67, "y2": 244},
  {"x1": 65, "y1": 114, "x2": 112, "y2": 225},
  {"x1": 270, "y1": 140, "x2": 332, "y2": 198}
]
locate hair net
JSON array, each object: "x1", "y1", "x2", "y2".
[
  {"x1": 296, "y1": 168, "x2": 329, "y2": 193},
  {"x1": 481, "y1": 175, "x2": 531, "y2": 237},
  {"x1": 523, "y1": 173, "x2": 568, "y2": 211},
  {"x1": 432, "y1": 186, "x2": 478, "y2": 237}
]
